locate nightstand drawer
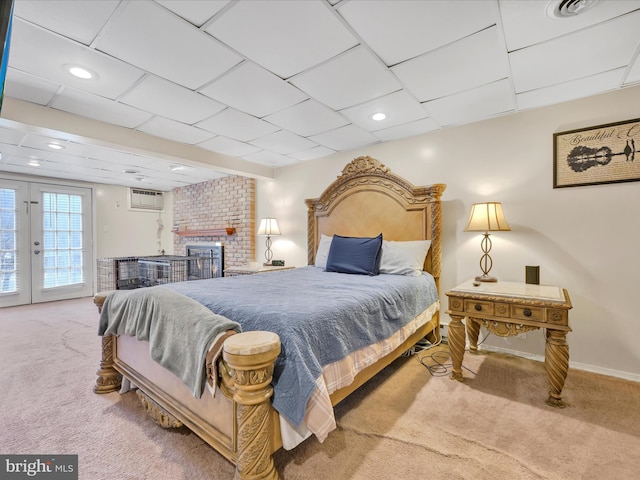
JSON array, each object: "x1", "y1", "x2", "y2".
[
  {"x1": 511, "y1": 305, "x2": 545, "y2": 322},
  {"x1": 464, "y1": 299, "x2": 494, "y2": 316}
]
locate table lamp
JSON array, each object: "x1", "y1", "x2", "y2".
[
  {"x1": 464, "y1": 202, "x2": 511, "y2": 282},
  {"x1": 257, "y1": 217, "x2": 281, "y2": 266}
]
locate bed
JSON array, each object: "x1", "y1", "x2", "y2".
[{"x1": 93, "y1": 156, "x2": 446, "y2": 480}]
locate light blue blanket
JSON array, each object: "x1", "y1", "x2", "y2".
[
  {"x1": 98, "y1": 287, "x2": 241, "y2": 398},
  {"x1": 167, "y1": 266, "x2": 439, "y2": 427}
]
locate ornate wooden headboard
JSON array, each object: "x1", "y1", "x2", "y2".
[{"x1": 305, "y1": 156, "x2": 446, "y2": 291}]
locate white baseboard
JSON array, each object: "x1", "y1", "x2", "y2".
[{"x1": 478, "y1": 344, "x2": 640, "y2": 383}]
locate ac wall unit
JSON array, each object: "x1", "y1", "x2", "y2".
[{"x1": 130, "y1": 188, "x2": 164, "y2": 211}]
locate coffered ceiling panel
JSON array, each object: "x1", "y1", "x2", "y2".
[{"x1": 3, "y1": 0, "x2": 640, "y2": 190}]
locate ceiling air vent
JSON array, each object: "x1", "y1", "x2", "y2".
[
  {"x1": 546, "y1": 0, "x2": 599, "y2": 19},
  {"x1": 129, "y1": 188, "x2": 164, "y2": 211}
]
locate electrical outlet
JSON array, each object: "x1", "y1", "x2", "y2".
[{"x1": 440, "y1": 324, "x2": 448, "y2": 342}]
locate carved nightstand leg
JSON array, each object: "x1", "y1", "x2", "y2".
[
  {"x1": 545, "y1": 329, "x2": 569, "y2": 408},
  {"x1": 448, "y1": 315, "x2": 466, "y2": 381},
  {"x1": 224, "y1": 332, "x2": 281, "y2": 480},
  {"x1": 466, "y1": 318, "x2": 481, "y2": 354}
]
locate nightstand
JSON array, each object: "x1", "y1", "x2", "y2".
[
  {"x1": 224, "y1": 264, "x2": 294, "y2": 277},
  {"x1": 446, "y1": 280, "x2": 573, "y2": 407}
]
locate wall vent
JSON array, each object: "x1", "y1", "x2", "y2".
[{"x1": 130, "y1": 188, "x2": 164, "y2": 211}]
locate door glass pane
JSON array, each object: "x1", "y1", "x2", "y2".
[
  {"x1": 41, "y1": 192, "x2": 84, "y2": 289},
  {"x1": 0, "y1": 188, "x2": 17, "y2": 293}
]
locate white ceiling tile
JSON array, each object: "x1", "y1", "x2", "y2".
[
  {"x1": 249, "y1": 130, "x2": 317, "y2": 155},
  {"x1": 13, "y1": 0, "x2": 120, "y2": 45},
  {"x1": 625, "y1": 56, "x2": 640, "y2": 86},
  {"x1": 340, "y1": 90, "x2": 429, "y2": 131},
  {"x1": 200, "y1": 62, "x2": 308, "y2": 117},
  {"x1": 0, "y1": 128, "x2": 27, "y2": 147},
  {"x1": 372, "y1": 118, "x2": 441, "y2": 143},
  {"x1": 197, "y1": 135, "x2": 261, "y2": 157},
  {"x1": 339, "y1": 0, "x2": 497, "y2": 65},
  {"x1": 155, "y1": 0, "x2": 231, "y2": 27},
  {"x1": 4, "y1": 68, "x2": 59, "y2": 105},
  {"x1": 206, "y1": 0, "x2": 358, "y2": 78},
  {"x1": 8, "y1": 18, "x2": 145, "y2": 99},
  {"x1": 51, "y1": 88, "x2": 153, "y2": 129},
  {"x1": 263, "y1": 99, "x2": 350, "y2": 136},
  {"x1": 243, "y1": 150, "x2": 297, "y2": 168},
  {"x1": 423, "y1": 79, "x2": 515, "y2": 127},
  {"x1": 499, "y1": 0, "x2": 640, "y2": 51},
  {"x1": 0, "y1": 144, "x2": 52, "y2": 161},
  {"x1": 510, "y1": 11, "x2": 640, "y2": 93},
  {"x1": 309, "y1": 124, "x2": 379, "y2": 151},
  {"x1": 136, "y1": 117, "x2": 215, "y2": 145},
  {"x1": 195, "y1": 108, "x2": 279, "y2": 141},
  {"x1": 20, "y1": 135, "x2": 91, "y2": 158},
  {"x1": 517, "y1": 69, "x2": 626, "y2": 111},
  {"x1": 392, "y1": 27, "x2": 509, "y2": 102},
  {"x1": 96, "y1": 1, "x2": 242, "y2": 89},
  {"x1": 288, "y1": 145, "x2": 335, "y2": 161},
  {"x1": 120, "y1": 75, "x2": 225, "y2": 124},
  {"x1": 291, "y1": 47, "x2": 401, "y2": 110}
]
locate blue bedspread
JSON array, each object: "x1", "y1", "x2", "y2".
[{"x1": 166, "y1": 266, "x2": 439, "y2": 427}]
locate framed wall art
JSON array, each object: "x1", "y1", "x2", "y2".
[{"x1": 553, "y1": 117, "x2": 640, "y2": 188}]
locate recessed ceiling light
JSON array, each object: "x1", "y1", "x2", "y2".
[
  {"x1": 169, "y1": 164, "x2": 185, "y2": 171},
  {"x1": 64, "y1": 64, "x2": 97, "y2": 80},
  {"x1": 47, "y1": 143, "x2": 64, "y2": 150},
  {"x1": 372, "y1": 112, "x2": 386, "y2": 121},
  {"x1": 28, "y1": 160, "x2": 41, "y2": 167}
]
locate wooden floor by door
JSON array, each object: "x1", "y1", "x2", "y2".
[{"x1": 0, "y1": 179, "x2": 93, "y2": 307}]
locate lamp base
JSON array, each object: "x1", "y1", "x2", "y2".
[{"x1": 475, "y1": 274, "x2": 498, "y2": 282}]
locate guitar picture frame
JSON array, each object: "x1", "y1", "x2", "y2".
[{"x1": 553, "y1": 117, "x2": 640, "y2": 188}]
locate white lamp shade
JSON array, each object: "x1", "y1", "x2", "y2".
[
  {"x1": 257, "y1": 217, "x2": 281, "y2": 236},
  {"x1": 464, "y1": 202, "x2": 511, "y2": 232}
]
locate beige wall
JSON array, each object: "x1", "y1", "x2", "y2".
[
  {"x1": 95, "y1": 184, "x2": 174, "y2": 258},
  {"x1": 257, "y1": 85, "x2": 640, "y2": 381}
]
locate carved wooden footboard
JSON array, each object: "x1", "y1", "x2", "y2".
[{"x1": 94, "y1": 293, "x2": 282, "y2": 480}]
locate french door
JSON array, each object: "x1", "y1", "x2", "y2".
[{"x1": 0, "y1": 179, "x2": 93, "y2": 307}]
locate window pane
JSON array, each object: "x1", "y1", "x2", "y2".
[{"x1": 41, "y1": 192, "x2": 84, "y2": 288}]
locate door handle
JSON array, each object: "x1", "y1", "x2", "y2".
[
  {"x1": 34, "y1": 241, "x2": 40, "y2": 246},
  {"x1": 34, "y1": 250, "x2": 41, "y2": 255}
]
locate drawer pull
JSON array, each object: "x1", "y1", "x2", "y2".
[
  {"x1": 474, "y1": 304, "x2": 482, "y2": 312},
  {"x1": 523, "y1": 308, "x2": 532, "y2": 317}
]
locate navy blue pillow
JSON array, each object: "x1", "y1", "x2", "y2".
[{"x1": 325, "y1": 234, "x2": 383, "y2": 275}]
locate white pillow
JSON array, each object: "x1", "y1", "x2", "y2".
[
  {"x1": 314, "y1": 234, "x2": 333, "y2": 269},
  {"x1": 379, "y1": 240, "x2": 432, "y2": 276}
]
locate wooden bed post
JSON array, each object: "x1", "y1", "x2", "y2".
[
  {"x1": 93, "y1": 292, "x2": 122, "y2": 394},
  {"x1": 223, "y1": 331, "x2": 281, "y2": 480}
]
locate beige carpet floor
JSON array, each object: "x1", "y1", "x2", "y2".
[{"x1": 1, "y1": 297, "x2": 639, "y2": 479}]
